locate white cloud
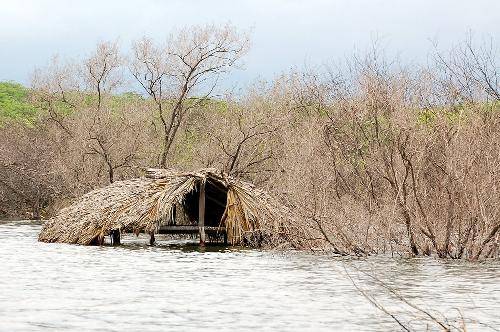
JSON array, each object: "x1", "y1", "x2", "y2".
[{"x1": 0, "y1": 0, "x2": 499, "y2": 84}]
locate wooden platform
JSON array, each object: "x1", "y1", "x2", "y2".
[{"x1": 158, "y1": 225, "x2": 226, "y2": 235}]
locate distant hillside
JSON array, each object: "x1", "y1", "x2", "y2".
[{"x1": 0, "y1": 82, "x2": 38, "y2": 125}]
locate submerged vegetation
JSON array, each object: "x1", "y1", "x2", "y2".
[{"x1": 1, "y1": 25, "x2": 499, "y2": 260}]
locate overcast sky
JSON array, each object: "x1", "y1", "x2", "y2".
[{"x1": 1, "y1": 0, "x2": 499, "y2": 88}]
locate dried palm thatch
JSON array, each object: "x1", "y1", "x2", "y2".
[{"x1": 38, "y1": 168, "x2": 302, "y2": 247}]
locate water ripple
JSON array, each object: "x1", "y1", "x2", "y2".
[{"x1": 0, "y1": 221, "x2": 499, "y2": 331}]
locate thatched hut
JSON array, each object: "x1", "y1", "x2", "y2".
[{"x1": 38, "y1": 168, "x2": 296, "y2": 246}]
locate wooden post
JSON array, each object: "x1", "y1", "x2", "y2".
[
  {"x1": 111, "y1": 229, "x2": 121, "y2": 246},
  {"x1": 199, "y1": 180, "x2": 206, "y2": 246}
]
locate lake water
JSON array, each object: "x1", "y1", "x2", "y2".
[{"x1": 0, "y1": 221, "x2": 499, "y2": 331}]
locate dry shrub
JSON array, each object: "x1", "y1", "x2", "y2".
[
  {"x1": 1, "y1": 31, "x2": 499, "y2": 259},
  {"x1": 268, "y1": 46, "x2": 500, "y2": 259}
]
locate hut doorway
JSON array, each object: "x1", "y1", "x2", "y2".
[
  {"x1": 158, "y1": 178, "x2": 229, "y2": 245},
  {"x1": 182, "y1": 179, "x2": 228, "y2": 228}
]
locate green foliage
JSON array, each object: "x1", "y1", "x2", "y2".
[
  {"x1": 482, "y1": 100, "x2": 500, "y2": 113},
  {"x1": 417, "y1": 105, "x2": 471, "y2": 126},
  {"x1": 417, "y1": 109, "x2": 437, "y2": 125},
  {"x1": 110, "y1": 92, "x2": 144, "y2": 109},
  {"x1": 83, "y1": 93, "x2": 98, "y2": 107},
  {"x1": 0, "y1": 82, "x2": 39, "y2": 125},
  {"x1": 172, "y1": 129, "x2": 200, "y2": 165},
  {"x1": 209, "y1": 99, "x2": 229, "y2": 113}
]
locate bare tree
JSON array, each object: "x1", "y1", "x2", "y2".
[
  {"x1": 30, "y1": 56, "x2": 81, "y2": 136},
  {"x1": 215, "y1": 109, "x2": 278, "y2": 177},
  {"x1": 84, "y1": 41, "x2": 122, "y2": 110},
  {"x1": 130, "y1": 24, "x2": 250, "y2": 167},
  {"x1": 82, "y1": 41, "x2": 141, "y2": 183},
  {"x1": 434, "y1": 34, "x2": 500, "y2": 103}
]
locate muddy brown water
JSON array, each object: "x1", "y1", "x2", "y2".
[{"x1": 0, "y1": 221, "x2": 499, "y2": 331}]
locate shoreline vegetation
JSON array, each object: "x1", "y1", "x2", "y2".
[{"x1": 1, "y1": 25, "x2": 499, "y2": 260}]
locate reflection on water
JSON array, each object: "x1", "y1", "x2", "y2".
[{"x1": 0, "y1": 221, "x2": 499, "y2": 331}]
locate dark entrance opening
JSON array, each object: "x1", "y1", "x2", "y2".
[{"x1": 182, "y1": 179, "x2": 228, "y2": 227}]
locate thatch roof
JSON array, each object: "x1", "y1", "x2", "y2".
[{"x1": 38, "y1": 168, "x2": 297, "y2": 246}]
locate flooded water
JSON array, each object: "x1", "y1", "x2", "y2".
[{"x1": 0, "y1": 221, "x2": 499, "y2": 331}]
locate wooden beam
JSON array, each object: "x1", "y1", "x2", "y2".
[
  {"x1": 158, "y1": 225, "x2": 225, "y2": 234},
  {"x1": 199, "y1": 180, "x2": 206, "y2": 246}
]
